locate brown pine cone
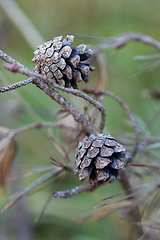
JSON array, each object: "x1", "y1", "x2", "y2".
[
  {"x1": 75, "y1": 134, "x2": 126, "y2": 185},
  {"x1": 32, "y1": 35, "x2": 95, "y2": 89}
]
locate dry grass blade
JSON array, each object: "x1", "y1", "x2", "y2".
[
  {"x1": 56, "y1": 109, "x2": 71, "y2": 119},
  {"x1": 34, "y1": 193, "x2": 53, "y2": 225},
  {"x1": 96, "y1": 183, "x2": 156, "y2": 209},
  {"x1": 75, "y1": 200, "x2": 132, "y2": 224},
  {"x1": 6, "y1": 166, "x2": 58, "y2": 183},
  {"x1": 27, "y1": 171, "x2": 66, "y2": 197},
  {"x1": 49, "y1": 136, "x2": 69, "y2": 162},
  {"x1": 34, "y1": 171, "x2": 66, "y2": 224},
  {"x1": 0, "y1": 127, "x2": 17, "y2": 190},
  {"x1": 134, "y1": 222, "x2": 160, "y2": 231},
  {"x1": 128, "y1": 163, "x2": 159, "y2": 169},
  {"x1": 0, "y1": 167, "x2": 62, "y2": 213},
  {"x1": 119, "y1": 186, "x2": 158, "y2": 219},
  {"x1": 66, "y1": 131, "x2": 85, "y2": 156},
  {"x1": 102, "y1": 182, "x2": 153, "y2": 201}
]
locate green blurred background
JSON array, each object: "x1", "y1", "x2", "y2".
[{"x1": 0, "y1": 0, "x2": 160, "y2": 239}]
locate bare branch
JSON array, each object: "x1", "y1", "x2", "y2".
[
  {"x1": 0, "y1": 78, "x2": 33, "y2": 93},
  {"x1": 32, "y1": 78, "x2": 99, "y2": 135},
  {"x1": 94, "y1": 32, "x2": 160, "y2": 52},
  {"x1": 0, "y1": 51, "x2": 98, "y2": 134},
  {"x1": 102, "y1": 90, "x2": 139, "y2": 160},
  {"x1": 12, "y1": 122, "x2": 77, "y2": 135},
  {"x1": 82, "y1": 87, "x2": 139, "y2": 160},
  {"x1": 2, "y1": 62, "x2": 106, "y2": 132},
  {"x1": 53, "y1": 182, "x2": 100, "y2": 198},
  {"x1": 0, "y1": 50, "x2": 29, "y2": 69}
]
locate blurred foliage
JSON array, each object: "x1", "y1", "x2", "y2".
[{"x1": 0, "y1": 0, "x2": 160, "y2": 239}]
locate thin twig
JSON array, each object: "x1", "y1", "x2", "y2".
[
  {"x1": 82, "y1": 87, "x2": 139, "y2": 161},
  {"x1": 0, "y1": 71, "x2": 41, "y2": 122},
  {"x1": 0, "y1": 168, "x2": 62, "y2": 213},
  {"x1": 0, "y1": 50, "x2": 33, "y2": 92},
  {"x1": 53, "y1": 182, "x2": 100, "y2": 198},
  {"x1": 128, "y1": 163, "x2": 159, "y2": 169},
  {"x1": 102, "y1": 90, "x2": 139, "y2": 160},
  {"x1": 134, "y1": 222, "x2": 160, "y2": 231},
  {"x1": 2, "y1": 61, "x2": 106, "y2": 132},
  {"x1": 33, "y1": 78, "x2": 98, "y2": 134},
  {"x1": 13, "y1": 122, "x2": 77, "y2": 135},
  {"x1": 49, "y1": 136, "x2": 72, "y2": 165},
  {"x1": 0, "y1": 50, "x2": 29, "y2": 69},
  {"x1": 0, "y1": 50, "x2": 99, "y2": 134},
  {"x1": 0, "y1": 78, "x2": 33, "y2": 92},
  {"x1": 94, "y1": 32, "x2": 160, "y2": 53},
  {"x1": 74, "y1": 32, "x2": 160, "y2": 53}
]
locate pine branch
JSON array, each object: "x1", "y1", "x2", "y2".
[
  {"x1": 93, "y1": 32, "x2": 160, "y2": 53},
  {"x1": 0, "y1": 78, "x2": 33, "y2": 92},
  {"x1": 82, "y1": 87, "x2": 139, "y2": 160},
  {"x1": 53, "y1": 182, "x2": 100, "y2": 198},
  {"x1": 32, "y1": 78, "x2": 98, "y2": 134},
  {"x1": 0, "y1": 51, "x2": 99, "y2": 134},
  {"x1": 0, "y1": 50, "x2": 29, "y2": 69},
  {"x1": 2, "y1": 62, "x2": 106, "y2": 132}
]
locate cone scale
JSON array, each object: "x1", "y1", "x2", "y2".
[
  {"x1": 75, "y1": 134, "x2": 126, "y2": 185},
  {"x1": 33, "y1": 35, "x2": 95, "y2": 88}
]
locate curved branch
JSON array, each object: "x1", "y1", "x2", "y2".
[
  {"x1": 0, "y1": 51, "x2": 99, "y2": 134},
  {"x1": 82, "y1": 87, "x2": 139, "y2": 160},
  {"x1": 0, "y1": 49, "x2": 105, "y2": 132},
  {"x1": 33, "y1": 78, "x2": 98, "y2": 135},
  {"x1": 0, "y1": 50, "x2": 29, "y2": 69},
  {"x1": 53, "y1": 182, "x2": 100, "y2": 198},
  {"x1": 12, "y1": 122, "x2": 77, "y2": 135},
  {"x1": 0, "y1": 78, "x2": 33, "y2": 92},
  {"x1": 94, "y1": 32, "x2": 160, "y2": 53},
  {"x1": 102, "y1": 90, "x2": 139, "y2": 160}
]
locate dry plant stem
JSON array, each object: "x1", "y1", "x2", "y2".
[
  {"x1": 33, "y1": 78, "x2": 98, "y2": 135},
  {"x1": 0, "y1": 48, "x2": 105, "y2": 132},
  {"x1": 0, "y1": 50, "x2": 33, "y2": 92},
  {"x1": 0, "y1": 168, "x2": 62, "y2": 213},
  {"x1": 34, "y1": 72, "x2": 105, "y2": 132},
  {"x1": 102, "y1": 90, "x2": 139, "y2": 160},
  {"x1": 53, "y1": 182, "x2": 101, "y2": 198},
  {"x1": 95, "y1": 32, "x2": 160, "y2": 52},
  {"x1": 119, "y1": 172, "x2": 143, "y2": 238},
  {"x1": 13, "y1": 122, "x2": 77, "y2": 135},
  {"x1": 47, "y1": 81, "x2": 106, "y2": 133},
  {"x1": 0, "y1": 71, "x2": 40, "y2": 122},
  {"x1": 0, "y1": 50, "x2": 28, "y2": 69},
  {"x1": 0, "y1": 78, "x2": 33, "y2": 92},
  {"x1": 0, "y1": 50, "x2": 98, "y2": 134},
  {"x1": 2, "y1": 62, "x2": 106, "y2": 132},
  {"x1": 82, "y1": 87, "x2": 139, "y2": 160},
  {"x1": 134, "y1": 222, "x2": 160, "y2": 231}
]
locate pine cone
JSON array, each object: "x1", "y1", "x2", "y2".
[
  {"x1": 32, "y1": 35, "x2": 95, "y2": 89},
  {"x1": 75, "y1": 134, "x2": 126, "y2": 185}
]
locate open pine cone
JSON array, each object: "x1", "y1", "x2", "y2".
[
  {"x1": 32, "y1": 35, "x2": 95, "y2": 88},
  {"x1": 75, "y1": 134, "x2": 126, "y2": 185}
]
